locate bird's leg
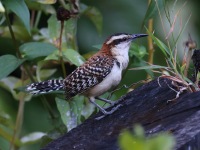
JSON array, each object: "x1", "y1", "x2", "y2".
[
  {"x1": 89, "y1": 98, "x2": 122, "y2": 120},
  {"x1": 95, "y1": 96, "x2": 115, "y2": 105}
]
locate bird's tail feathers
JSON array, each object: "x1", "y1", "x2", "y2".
[{"x1": 26, "y1": 79, "x2": 64, "y2": 95}]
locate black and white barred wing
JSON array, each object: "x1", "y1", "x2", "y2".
[{"x1": 64, "y1": 55, "x2": 115, "y2": 99}]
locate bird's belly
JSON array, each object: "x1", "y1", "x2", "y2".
[{"x1": 84, "y1": 64, "x2": 122, "y2": 97}]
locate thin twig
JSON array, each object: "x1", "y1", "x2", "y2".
[
  {"x1": 147, "y1": 0, "x2": 154, "y2": 79},
  {"x1": 59, "y1": 21, "x2": 67, "y2": 78}
]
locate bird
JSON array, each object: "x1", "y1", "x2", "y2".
[{"x1": 26, "y1": 33, "x2": 148, "y2": 115}]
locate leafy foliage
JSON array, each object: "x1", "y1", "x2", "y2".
[
  {"x1": 0, "y1": 55, "x2": 25, "y2": 80},
  {"x1": 0, "y1": 0, "x2": 107, "y2": 149},
  {"x1": 0, "y1": 0, "x2": 196, "y2": 149},
  {"x1": 119, "y1": 125, "x2": 175, "y2": 150}
]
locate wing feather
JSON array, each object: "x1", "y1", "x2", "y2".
[{"x1": 64, "y1": 55, "x2": 116, "y2": 99}]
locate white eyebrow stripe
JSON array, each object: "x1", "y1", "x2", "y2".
[{"x1": 106, "y1": 34, "x2": 128, "y2": 45}]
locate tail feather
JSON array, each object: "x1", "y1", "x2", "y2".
[{"x1": 26, "y1": 79, "x2": 64, "y2": 95}]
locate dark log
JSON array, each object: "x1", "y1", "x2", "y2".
[{"x1": 41, "y1": 78, "x2": 200, "y2": 150}]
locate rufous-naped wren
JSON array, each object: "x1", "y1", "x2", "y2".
[{"x1": 26, "y1": 33, "x2": 147, "y2": 115}]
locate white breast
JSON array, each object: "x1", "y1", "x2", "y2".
[
  {"x1": 85, "y1": 62, "x2": 122, "y2": 98},
  {"x1": 111, "y1": 42, "x2": 130, "y2": 70}
]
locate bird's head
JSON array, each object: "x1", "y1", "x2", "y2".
[
  {"x1": 101, "y1": 33, "x2": 148, "y2": 56},
  {"x1": 105, "y1": 33, "x2": 147, "y2": 48}
]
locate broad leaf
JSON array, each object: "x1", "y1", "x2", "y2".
[
  {"x1": 19, "y1": 42, "x2": 57, "y2": 60},
  {"x1": 62, "y1": 49, "x2": 85, "y2": 66},
  {"x1": 36, "y1": 61, "x2": 57, "y2": 82},
  {"x1": 55, "y1": 96, "x2": 84, "y2": 131},
  {"x1": 0, "y1": 55, "x2": 24, "y2": 80},
  {"x1": 3, "y1": 0, "x2": 31, "y2": 34},
  {"x1": 55, "y1": 97, "x2": 77, "y2": 131},
  {"x1": 48, "y1": 15, "x2": 60, "y2": 39}
]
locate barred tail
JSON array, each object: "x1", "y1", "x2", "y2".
[{"x1": 26, "y1": 79, "x2": 64, "y2": 95}]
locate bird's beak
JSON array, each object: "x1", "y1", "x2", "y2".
[{"x1": 132, "y1": 34, "x2": 148, "y2": 39}]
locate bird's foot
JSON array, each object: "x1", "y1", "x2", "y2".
[{"x1": 95, "y1": 104, "x2": 122, "y2": 120}]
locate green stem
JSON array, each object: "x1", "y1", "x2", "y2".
[
  {"x1": 5, "y1": 9, "x2": 57, "y2": 149},
  {"x1": 9, "y1": 99, "x2": 25, "y2": 150},
  {"x1": 146, "y1": 0, "x2": 154, "y2": 79},
  {"x1": 59, "y1": 21, "x2": 67, "y2": 78},
  {"x1": 34, "y1": 10, "x2": 42, "y2": 29},
  {"x1": 5, "y1": 11, "x2": 21, "y2": 58}
]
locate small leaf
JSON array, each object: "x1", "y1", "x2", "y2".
[
  {"x1": 45, "y1": 50, "x2": 59, "y2": 61},
  {"x1": 21, "y1": 132, "x2": 46, "y2": 144},
  {"x1": 48, "y1": 15, "x2": 60, "y2": 39},
  {"x1": 0, "y1": 77, "x2": 32, "y2": 101},
  {"x1": 129, "y1": 43, "x2": 147, "y2": 58},
  {"x1": 34, "y1": 0, "x2": 57, "y2": 4},
  {"x1": 36, "y1": 61, "x2": 57, "y2": 82},
  {"x1": 0, "y1": 55, "x2": 24, "y2": 80},
  {"x1": 19, "y1": 42, "x2": 57, "y2": 60},
  {"x1": 83, "y1": 7, "x2": 103, "y2": 34},
  {"x1": 62, "y1": 49, "x2": 85, "y2": 66},
  {"x1": 0, "y1": 1, "x2": 5, "y2": 12},
  {"x1": 146, "y1": 27, "x2": 170, "y2": 56},
  {"x1": 3, "y1": 0, "x2": 31, "y2": 34},
  {"x1": 0, "y1": 111, "x2": 12, "y2": 127},
  {"x1": 142, "y1": 0, "x2": 164, "y2": 27},
  {"x1": 2, "y1": 25, "x2": 30, "y2": 41},
  {"x1": 130, "y1": 65, "x2": 168, "y2": 70}
]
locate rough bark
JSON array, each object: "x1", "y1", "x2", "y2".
[{"x1": 41, "y1": 78, "x2": 200, "y2": 150}]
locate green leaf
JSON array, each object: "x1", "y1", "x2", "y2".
[
  {"x1": 48, "y1": 15, "x2": 60, "y2": 39},
  {"x1": 2, "y1": 25, "x2": 30, "y2": 41},
  {"x1": 36, "y1": 61, "x2": 57, "y2": 82},
  {"x1": 34, "y1": 0, "x2": 57, "y2": 4},
  {"x1": 142, "y1": 0, "x2": 164, "y2": 27},
  {"x1": 62, "y1": 49, "x2": 85, "y2": 66},
  {"x1": 45, "y1": 48, "x2": 85, "y2": 66},
  {"x1": 0, "y1": 111, "x2": 12, "y2": 128},
  {"x1": 19, "y1": 42, "x2": 57, "y2": 60},
  {"x1": 146, "y1": 27, "x2": 170, "y2": 56},
  {"x1": 0, "y1": 1, "x2": 5, "y2": 12},
  {"x1": 55, "y1": 97, "x2": 77, "y2": 131},
  {"x1": 55, "y1": 96, "x2": 85, "y2": 131},
  {"x1": 3, "y1": 0, "x2": 31, "y2": 34},
  {"x1": 64, "y1": 19, "x2": 77, "y2": 49},
  {"x1": 129, "y1": 43, "x2": 147, "y2": 58},
  {"x1": 21, "y1": 132, "x2": 46, "y2": 144},
  {"x1": 119, "y1": 125, "x2": 175, "y2": 150},
  {"x1": 0, "y1": 55, "x2": 24, "y2": 80},
  {"x1": 147, "y1": 133, "x2": 175, "y2": 150},
  {"x1": 83, "y1": 7, "x2": 103, "y2": 34},
  {"x1": 130, "y1": 65, "x2": 168, "y2": 70}
]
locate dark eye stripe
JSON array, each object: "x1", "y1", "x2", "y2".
[{"x1": 113, "y1": 38, "x2": 127, "y2": 45}]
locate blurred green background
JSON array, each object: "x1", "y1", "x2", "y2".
[{"x1": 0, "y1": 0, "x2": 199, "y2": 149}]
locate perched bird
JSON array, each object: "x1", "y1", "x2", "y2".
[{"x1": 26, "y1": 33, "x2": 147, "y2": 115}]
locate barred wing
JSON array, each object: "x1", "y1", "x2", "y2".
[{"x1": 64, "y1": 55, "x2": 116, "y2": 99}]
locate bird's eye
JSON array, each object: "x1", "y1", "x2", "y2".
[{"x1": 123, "y1": 37, "x2": 126, "y2": 40}]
